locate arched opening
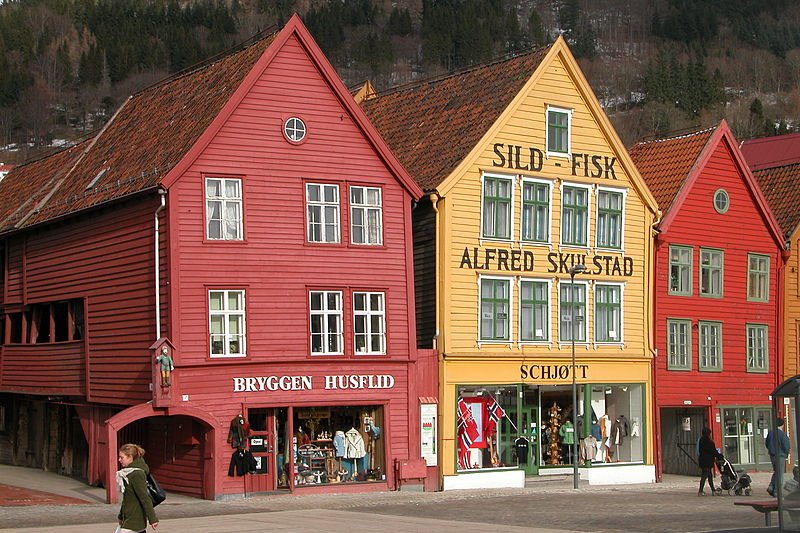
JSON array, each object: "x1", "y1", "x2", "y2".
[{"x1": 106, "y1": 405, "x2": 218, "y2": 502}]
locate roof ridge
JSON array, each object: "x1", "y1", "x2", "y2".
[
  {"x1": 371, "y1": 44, "x2": 551, "y2": 98},
  {"x1": 632, "y1": 125, "x2": 716, "y2": 148},
  {"x1": 751, "y1": 159, "x2": 800, "y2": 172}
]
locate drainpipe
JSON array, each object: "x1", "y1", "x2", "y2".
[
  {"x1": 430, "y1": 192, "x2": 441, "y2": 353},
  {"x1": 154, "y1": 190, "x2": 167, "y2": 340}
]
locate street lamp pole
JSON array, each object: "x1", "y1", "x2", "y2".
[{"x1": 569, "y1": 263, "x2": 586, "y2": 489}]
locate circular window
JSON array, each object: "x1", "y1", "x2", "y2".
[
  {"x1": 713, "y1": 189, "x2": 730, "y2": 214},
  {"x1": 283, "y1": 117, "x2": 306, "y2": 143}
]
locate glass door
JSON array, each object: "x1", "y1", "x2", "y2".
[
  {"x1": 722, "y1": 407, "x2": 757, "y2": 466},
  {"x1": 519, "y1": 404, "x2": 539, "y2": 475}
]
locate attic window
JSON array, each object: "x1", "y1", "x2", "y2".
[
  {"x1": 85, "y1": 168, "x2": 108, "y2": 191},
  {"x1": 713, "y1": 189, "x2": 729, "y2": 214},
  {"x1": 283, "y1": 117, "x2": 306, "y2": 143}
]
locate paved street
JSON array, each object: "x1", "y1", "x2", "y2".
[{"x1": 0, "y1": 465, "x2": 782, "y2": 532}]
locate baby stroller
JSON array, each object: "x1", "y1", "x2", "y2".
[{"x1": 715, "y1": 454, "x2": 752, "y2": 496}]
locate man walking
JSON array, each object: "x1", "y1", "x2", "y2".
[{"x1": 766, "y1": 419, "x2": 791, "y2": 497}]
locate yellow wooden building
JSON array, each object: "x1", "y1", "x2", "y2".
[{"x1": 363, "y1": 37, "x2": 660, "y2": 489}]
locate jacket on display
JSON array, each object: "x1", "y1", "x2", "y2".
[
  {"x1": 228, "y1": 449, "x2": 257, "y2": 476},
  {"x1": 333, "y1": 430, "x2": 346, "y2": 457},
  {"x1": 580, "y1": 435, "x2": 598, "y2": 462},
  {"x1": 344, "y1": 428, "x2": 366, "y2": 459}
]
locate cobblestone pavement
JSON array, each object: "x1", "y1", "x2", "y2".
[{"x1": 0, "y1": 465, "x2": 782, "y2": 532}]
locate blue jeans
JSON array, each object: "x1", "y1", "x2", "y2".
[{"x1": 769, "y1": 455, "x2": 780, "y2": 493}]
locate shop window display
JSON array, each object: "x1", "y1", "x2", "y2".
[
  {"x1": 456, "y1": 386, "x2": 517, "y2": 470},
  {"x1": 292, "y1": 405, "x2": 384, "y2": 485},
  {"x1": 456, "y1": 383, "x2": 644, "y2": 473},
  {"x1": 587, "y1": 384, "x2": 643, "y2": 464},
  {"x1": 242, "y1": 405, "x2": 384, "y2": 489}
]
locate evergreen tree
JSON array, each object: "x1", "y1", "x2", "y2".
[
  {"x1": 388, "y1": 7, "x2": 412, "y2": 36},
  {"x1": 527, "y1": 9, "x2": 547, "y2": 47}
]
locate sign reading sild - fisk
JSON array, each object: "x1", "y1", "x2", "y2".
[{"x1": 492, "y1": 143, "x2": 617, "y2": 179}]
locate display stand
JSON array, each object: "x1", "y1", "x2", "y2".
[{"x1": 546, "y1": 402, "x2": 562, "y2": 465}]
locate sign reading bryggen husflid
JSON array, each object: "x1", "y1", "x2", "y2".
[{"x1": 362, "y1": 35, "x2": 660, "y2": 490}]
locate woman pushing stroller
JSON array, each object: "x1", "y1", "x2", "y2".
[{"x1": 698, "y1": 427, "x2": 722, "y2": 496}]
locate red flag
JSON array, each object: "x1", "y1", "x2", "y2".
[
  {"x1": 485, "y1": 395, "x2": 506, "y2": 435},
  {"x1": 457, "y1": 397, "x2": 480, "y2": 446}
]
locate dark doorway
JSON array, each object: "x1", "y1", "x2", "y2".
[{"x1": 661, "y1": 407, "x2": 706, "y2": 475}]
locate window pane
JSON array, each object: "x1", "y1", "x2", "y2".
[
  {"x1": 206, "y1": 178, "x2": 243, "y2": 240},
  {"x1": 482, "y1": 177, "x2": 512, "y2": 240}
]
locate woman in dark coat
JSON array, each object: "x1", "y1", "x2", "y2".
[
  {"x1": 698, "y1": 427, "x2": 720, "y2": 496},
  {"x1": 116, "y1": 443, "x2": 159, "y2": 531}
]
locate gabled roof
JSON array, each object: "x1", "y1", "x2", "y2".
[
  {"x1": 0, "y1": 34, "x2": 276, "y2": 234},
  {"x1": 628, "y1": 126, "x2": 716, "y2": 215},
  {"x1": 750, "y1": 162, "x2": 800, "y2": 237},
  {"x1": 630, "y1": 120, "x2": 785, "y2": 246},
  {"x1": 360, "y1": 38, "x2": 659, "y2": 217},
  {"x1": 361, "y1": 45, "x2": 551, "y2": 193},
  {"x1": 0, "y1": 14, "x2": 420, "y2": 236},
  {"x1": 741, "y1": 132, "x2": 800, "y2": 171}
]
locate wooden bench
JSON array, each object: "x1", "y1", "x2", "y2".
[{"x1": 735, "y1": 500, "x2": 778, "y2": 526}]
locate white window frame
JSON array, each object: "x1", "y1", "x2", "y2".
[
  {"x1": 747, "y1": 253, "x2": 770, "y2": 302},
  {"x1": 208, "y1": 289, "x2": 246, "y2": 358},
  {"x1": 350, "y1": 186, "x2": 383, "y2": 245},
  {"x1": 698, "y1": 320, "x2": 722, "y2": 371},
  {"x1": 699, "y1": 248, "x2": 724, "y2": 298},
  {"x1": 594, "y1": 282, "x2": 624, "y2": 344},
  {"x1": 309, "y1": 290, "x2": 344, "y2": 355},
  {"x1": 284, "y1": 116, "x2": 306, "y2": 143},
  {"x1": 546, "y1": 105, "x2": 572, "y2": 158},
  {"x1": 595, "y1": 186, "x2": 627, "y2": 251},
  {"x1": 306, "y1": 183, "x2": 341, "y2": 244},
  {"x1": 746, "y1": 324, "x2": 769, "y2": 373},
  {"x1": 480, "y1": 172, "x2": 515, "y2": 242},
  {"x1": 478, "y1": 275, "x2": 513, "y2": 344},
  {"x1": 558, "y1": 278, "x2": 589, "y2": 344},
  {"x1": 205, "y1": 177, "x2": 243, "y2": 240},
  {"x1": 667, "y1": 319, "x2": 692, "y2": 371},
  {"x1": 353, "y1": 291, "x2": 386, "y2": 354},
  {"x1": 520, "y1": 177, "x2": 552, "y2": 244},
  {"x1": 669, "y1": 245, "x2": 693, "y2": 296},
  {"x1": 560, "y1": 182, "x2": 592, "y2": 249},
  {"x1": 519, "y1": 278, "x2": 552, "y2": 344}
]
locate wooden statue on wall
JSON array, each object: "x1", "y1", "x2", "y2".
[{"x1": 547, "y1": 402, "x2": 563, "y2": 465}]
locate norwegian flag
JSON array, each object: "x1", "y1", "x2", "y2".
[
  {"x1": 457, "y1": 431, "x2": 472, "y2": 469},
  {"x1": 485, "y1": 395, "x2": 507, "y2": 435},
  {"x1": 457, "y1": 397, "x2": 480, "y2": 469},
  {"x1": 457, "y1": 396, "x2": 480, "y2": 447}
]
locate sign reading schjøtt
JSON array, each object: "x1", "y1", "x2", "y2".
[{"x1": 232, "y1": 374, "x2": 395, "y2": 392}]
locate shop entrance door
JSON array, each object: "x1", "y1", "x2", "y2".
[
  {"x1": 520, "y1": 405, "x2": 539, "y2": 475},
  {"x1": 246, "y1": 409, "x2": 276, "y2": 493}
]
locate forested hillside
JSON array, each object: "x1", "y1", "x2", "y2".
[{"x1": 2, "y1": 0, "x2": 800, "y2": 165}]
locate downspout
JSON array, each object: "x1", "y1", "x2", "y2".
[
  {"x1": 430, "y1": 192, "x2": 441, "y2": 353},
  {"x1": 777, "y1": 242, "x2": 791, "y2": 391},
  {"x1": 429, "y1": 191, "x2": 443, "y2": 490},
  {"x1": 650, "y1": 220, "x2": 662, "y2": 482},
  {"x1": 154, "y1": 190, "x2": 167, "y2": 340}
]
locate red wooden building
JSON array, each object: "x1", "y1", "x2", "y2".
[
  {"x1": 629, "y1": 121, "x2": 786, "y2": 479},
  {"x1": 0, "y1": 15, "x2": 437, "y2": 501}
]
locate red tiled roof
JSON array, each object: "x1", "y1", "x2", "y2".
[
  {"x1": 751, "y1": 162, "x2": 800, "y2": 236},
  {"x1": 741, "y1": 132, "x2": 800, "y2": 171},
  {"x1": 0, "y1": 33, "x2": 276, "y2": 234},
  {"x1": 360, "y1": 46, "x2": 551, "y2": 192},
  {"x1": 628, "y1": 126, "x2": 716, "y2": 214}
]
